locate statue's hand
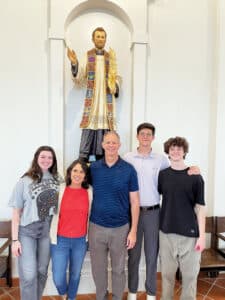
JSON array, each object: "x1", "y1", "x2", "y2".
[{"x1": 67, "y1": 48, "x2": 78, "y2": 65}]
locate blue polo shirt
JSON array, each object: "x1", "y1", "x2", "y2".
[{"x1": 90, "y1": 157, "x2": 139, "y2": 228}]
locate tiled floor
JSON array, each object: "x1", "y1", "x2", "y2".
[{"x1": 0, "y1": 272, "x2": 224, "y2": 299}]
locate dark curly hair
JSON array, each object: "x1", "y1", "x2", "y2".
[
  {"x1": 65, "y1": 159, "x2": 90, "y2": 189},
  {"x1": 22, "y1": 145, "x2": 59, "y2": 182},
  {"x1": 164, "y1": 136, "x2": 189, "y2": 159}
]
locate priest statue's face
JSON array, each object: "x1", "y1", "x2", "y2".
[{"x1": 92, "y1": 30, "x2": 106, "y2": 50}]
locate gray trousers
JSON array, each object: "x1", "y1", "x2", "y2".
[
  {"x1": 159, "y1": 231, "x2": 201, "y2": 300},
  {"x1": 89, "y1": 222, "x2": 129, "y2": 300},
  {"x1": 128, "y1": 209, "x2": 159, "y2": 295},
  {"x1": 18, "y1": 223, "x2": 50, "y2": 300}
]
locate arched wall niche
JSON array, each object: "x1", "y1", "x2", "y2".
[
  {"x1": 63, "y1": 3, "x2": 134, "y2": 165},
  {"x1": 49, "y1": 0, "x2": 148, "y2": 172},
  {"x1": 64, "y1": 0, "x2": 134, "y2": 36}
]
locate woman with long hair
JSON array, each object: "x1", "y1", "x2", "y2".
[
  {"x1": 9, "y1": 145, "x2": 60, "y2": 300},
  {"x1": 50, "y1": 159, "x2": 92, "y2": 300}
]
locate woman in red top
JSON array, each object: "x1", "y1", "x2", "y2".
[{"x1": 50, "y1": 159, "x2": 92, "y2": 300}]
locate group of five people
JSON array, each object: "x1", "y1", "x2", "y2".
[{"x1": 9, "y1": 122, "x2": 205, "y2": 300}]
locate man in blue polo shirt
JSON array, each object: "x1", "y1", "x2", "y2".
[{"x1": 89, "y1": 131, "x2": 140, "y2": 300}]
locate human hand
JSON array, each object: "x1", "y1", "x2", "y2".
[
  {"x1": 188, "y1": 166, "x2": 200, "y2": 175},
  {"x1": 67, "y1": 48, "x2": 77, "y2": 65},
  {"x1": 12, "y1": 240, "x2": 22, "y2": 257},
  {"x1": 195, "y1": 236, "x2": 205, "y2": 252},
  {"x1": 126, "y1": 231, "x2": 136, "y2": 250}
]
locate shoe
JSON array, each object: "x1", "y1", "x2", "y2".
[
  {"x1": 127, "y1": 292, "x2": 137, "y2": 300},
  {"x1": 60, "y1": 296, "x2": 67, "y2": 300},
  {"x1": 147, "y1": 295, "x2": 156, "y2": 300}
]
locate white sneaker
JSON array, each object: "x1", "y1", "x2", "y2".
[
  {"x1": 147, "y1": 295, "x2": 156, "y2": 300},
  {"x1": 127, "y1": 292, "x2": 137, "y2": 300}
]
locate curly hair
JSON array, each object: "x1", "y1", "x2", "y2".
[
  {"x1": 65, "y1": 159, "x2": 90, "y2": 189},
  {"x1": 164, "y1": 136, "x2": 189, "y2": 158},
  {"x1": 22, "y1": 145, "x2": 58, "y2": 182}
]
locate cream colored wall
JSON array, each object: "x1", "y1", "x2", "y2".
[
  {"x1": 146, "y1": 0, "x2": 216, "y2": 214},
  {"x1": 0, "y1": 1, "x2": 49, "y2": 219},
  {"x1": 214, "y1": 0, "x2": 225, "y2": 216},
  {"x1": 0, "y1": 0, "x2": 224, "y2": 294},
  {"x1": 0, "y1": 0, "x2": 50, "y2": 282}
]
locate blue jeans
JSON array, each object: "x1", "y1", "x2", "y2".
[
  {"x1": 51, "y1": 235, "x2": 87, "y2": 299},
  {"x1": 18, "y1": 234, "x2": 50, "y2": 300},
  {"x1": 18, "y1": 221, "x2": 51, "y2": 300}
]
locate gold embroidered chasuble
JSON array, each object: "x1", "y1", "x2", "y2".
[{"x1": 74, "y1": 48, "x2": 116, "y2": 130}]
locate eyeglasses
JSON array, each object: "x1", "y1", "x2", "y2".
[{"x1": 139, "y1": 132, "x2": 152, "y2": 137}]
